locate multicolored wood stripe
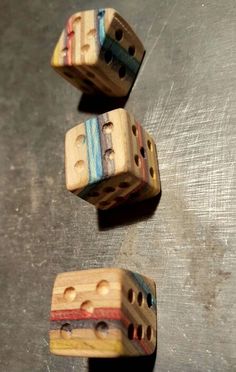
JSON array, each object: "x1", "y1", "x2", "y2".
[
  {"x1": 65, "y1": 108, "x2": 160, "y2": 209},
  {"x1": 78, "y1": 118, "x2": 103, "y2": 199},
  {"x1": 51, "y1": 8, "x2": 145, "y2": 96},
  {"x1": 49, "y1": 268, "x2": 157, "y2": 357}
]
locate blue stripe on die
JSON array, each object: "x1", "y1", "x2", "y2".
[
  {"x1": 79, "y1": 117, "x2": 103, "y2": 199},
  {"x1": 85, "y1": 118, "x2": 103, "y2": 184}
]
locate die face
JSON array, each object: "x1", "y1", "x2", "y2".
[
  {"x1": 49, "y1": 268, "x2": 124, "y2": 357},
  {"x1": 51, "y1": 10, "x2": 100, "y2": 94},
  {"x1": 51, "y1": 9, "x2": 145, "y2": 96},
  {"x1": 125, "y1": 111, "x2": 161, "y2": 203},
  {"x1": 104, "y1": 9, "x2": 145, "y2": 64},
  {"x1": 51, "y1": 10, "x2": 98, "y2": 68},
  {"x1": 120, "y1": 270, "x2": 157, "y2": 356},
  {"x1": 95, "y1": 8, "x2": 145, "y2": 96},
  {"x1": 65, "y1": 108, "x2": 130, "y2": 202},
  {"x1": 81, "y1": 172, "x2": 140, "y2": 210}
]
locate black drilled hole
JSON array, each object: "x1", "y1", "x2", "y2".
[
  {"x1": 119, "y1": 182, "x2": 130, "y2": 189},
  {"x1": 128, "y1": 288, "x2": 135, "y2": 304},
  {"x1": 87, "y1": 191, "x2": 99, "y2": 197},
  {"x1": 103, "y1": 186, "x2": 115, "y2": 193},
  {"x1": 115, "y1": 29, "x2": 123, "y2": 41},
  {"x1": 119, "y1": 65, "x2": 126, "y2": 79},
  {"x1": 60, "y1": 323, "x2": 72, "y2": 333},
  {"x1": 60, "y1": 323, "x2": 72, "y2": 339},
  {"x1": 147, "y1": 293, "x2": 153, "y2": 308},
  {"x1": 137, "y1": 325, "x2": 143, "y2": 340},
  {"x1": 137, "y1": 292, "x2": 143, "y2": 306},
  {"x1": 104, "y1": 50, "x2": 113, "y2": 64},
  {"x1": 150, "y1": 167, "x2": 155, "y2": 178},
  {"x1": 98, "y1": 10, "x2": 105, "y2": 19},
  {"x1": 128, "y1": 323, "x2": 135, "y2": 340},
  {"x1": 128, "y1": 46, "x2": 135, "y2": 56},
  {"x1": 140, "y1": 147, "x2": 146, "y2": 158},
  {"x1": 146, "y1": 325, "x2": 153, "y2": 341},
  {"x1": 95, "y1": 321, "x2": 109, "y2": 338},
  {"x1": 132, "y1": 125, "x2": 137, "y2": 136},
  {"x1": 134, "y1": 155, "x2": 140, "y2": 167}
]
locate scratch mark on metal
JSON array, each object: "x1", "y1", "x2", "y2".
[
  {"x1": 159, "y1": 81, "x2": 175, "y2": 126},
  {"x1": 141, "y1": 2, "x2": 177, "y2": 74}
]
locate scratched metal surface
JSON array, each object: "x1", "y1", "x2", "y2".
[{"x1": 0, "y1": 0, "x2": 235, "y2": 371}]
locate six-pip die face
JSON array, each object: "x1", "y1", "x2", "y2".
[
  {"x1": 49, "y1": 268, "x2": 157, "y2": 357},
  {"x1": 51, "y1": 8, "x2": 145, "y2": 96}
]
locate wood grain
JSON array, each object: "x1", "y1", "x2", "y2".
[
  {"x1": 51, "y1": 8, "x2": 145, "y2": 96},
  {"x1": 49, "y1": 268, "x2": 157, "y2": 357},
  {"x1": 65, "y1": 108, "x2": 161, "y2": 209}
]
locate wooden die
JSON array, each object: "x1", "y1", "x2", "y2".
[
  {"x1": 50, "y1": 268, "x2": 157, "y2": 357},
  {"x1": 51, "y1": 8, "x2": 145, "y2": 96},
  {"x1": 65, "y1": 108, "x2": 160, "y2": 210}
]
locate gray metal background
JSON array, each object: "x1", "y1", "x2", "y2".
[{"x1": 0, "y1": 0, "x2": 235, "y2": 371}]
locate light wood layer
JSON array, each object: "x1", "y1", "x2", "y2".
[
  {"x1": 51, "y1": 268, "x2": 122, "y2": 311},
  {"x1": 50, "y1": 336, "x2": 123, "y2": 357},
  {"x1": 50, "y1": 326, "x2": 141, "y2": 357}
]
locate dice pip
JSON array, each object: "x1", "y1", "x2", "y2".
[
  {"x1": 65, "y1": 108, "x2": 160, "y2": 210},
  {"x1": 51, "y1": 8, "x2": 145, "y2": 96},
  {"x1": 49, "y1": 268, "x2": 157, "y2": 357}
]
